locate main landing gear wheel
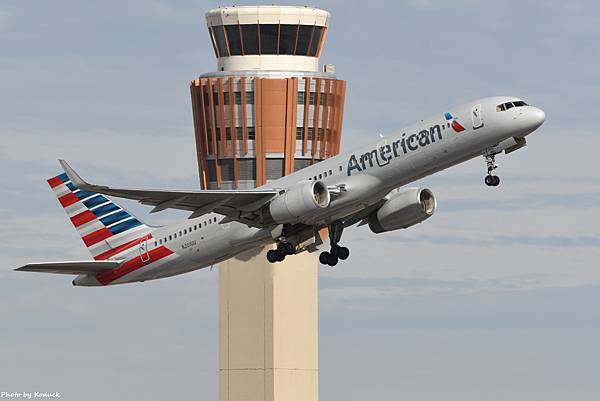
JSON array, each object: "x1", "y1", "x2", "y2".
[
  {"x1": 319, "y1": 221, "x2": 350, "y2": 267},
  {"x1": 267, "y1": 242, "x2": 296, "y2": 263},
  {"x1": 319, "y1": 251, "x2": 338, "y2": 267},
  {"x1": 331, "y1": 244, "x2": 350, "y2": 260},
  {"x1": 484, "y1": 153, "x2": 501, "y2": 187}
]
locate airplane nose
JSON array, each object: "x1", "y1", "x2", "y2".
[{"x1": 529, "y1": 107, "x2": 546, "y2": 130}]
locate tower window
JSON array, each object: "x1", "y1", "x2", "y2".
[
  {"x1": 296, "y1": 25, "x2": 313, "y2": 55},
  {"x1": 260, "y1": 24, "x2": 278, "y2": 54},
  {"x1": 213, "y1": 25, "x2": 229, "y2": 57},
  {"x1": 241, "y1": 24, "x2": 259, "y2": 54},
  {"x1": 225, "y1": 25, "x2": 243, "y2": 56}
]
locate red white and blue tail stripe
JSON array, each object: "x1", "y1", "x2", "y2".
[{"x1": 47, "y1": 172, "x2": 153, "y2": 260}]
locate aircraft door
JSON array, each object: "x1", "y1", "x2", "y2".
[
  {"x1": 139, "y1": 237, "x2": 150, "y2": 262},
  {"x1": 472, "y1": 104, "x2": 484, "y2": 129}
]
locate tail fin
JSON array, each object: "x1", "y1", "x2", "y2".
[{"x1": 47, "y1": 172, "x2": 152, "y2": 260}]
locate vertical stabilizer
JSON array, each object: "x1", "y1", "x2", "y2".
[{"x1": 47, "y1": 172, "x2": 152, "y2": 260}]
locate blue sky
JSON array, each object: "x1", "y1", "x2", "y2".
[{"x1": 1, "y1": 1, "x2": 599, "y2": 400}]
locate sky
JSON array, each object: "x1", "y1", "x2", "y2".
[{"x1": 1, "y1": 0, "x2": 600, "y2": 400}]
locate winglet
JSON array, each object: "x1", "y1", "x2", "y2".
[
  {"x1": 58, "y1": 160, "x2": 112, "y2": 192},
  {"x1": 58, "y1": 159, "x2": 89, "y2": 188}
]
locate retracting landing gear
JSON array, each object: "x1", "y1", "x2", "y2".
[
  {"x1": 319, "y1": 221, "x2": 350, "y2": 267},
  {"x1": 267, "y1": 242, "x2": 295, "y2": 263},
  {"x1": 484, "y1": 153, "x2": 501, "y2": 187}
]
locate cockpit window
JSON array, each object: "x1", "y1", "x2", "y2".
[{"x1": 496, "y1": 100, "x2": 529, "y2": 112}]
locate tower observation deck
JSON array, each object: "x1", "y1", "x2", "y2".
[{"x1": 190, "y1": 5, "x2": 346, "y2": 189}]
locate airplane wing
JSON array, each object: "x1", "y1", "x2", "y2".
[
  {"x1": 59, "y1": 160, "x2": 279, "y2": 226},
  {"x1": 15, "y1": 260, "x2": 121, "y2": 275}
]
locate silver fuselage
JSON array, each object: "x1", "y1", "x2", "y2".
[{"x1": 75, "y1": 96, "x2": 545, "y2": 285}]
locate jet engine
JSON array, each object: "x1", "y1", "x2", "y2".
[
  {"x1": 266, "y1": 180, "x2": 330, "y2": 224},
  {"x1": 368, "y1": 187, "x2": 436, "y2": 233}
]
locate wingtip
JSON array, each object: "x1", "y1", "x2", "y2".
[{"x1": 58, "y1": 159, "x2": 89, "y2": 188}]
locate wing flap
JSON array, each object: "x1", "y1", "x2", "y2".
[{"x1": 15, "y1": 260, "x2": 121, "y2": 275}]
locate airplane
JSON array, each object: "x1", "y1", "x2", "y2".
[{"x1": 15, "y1": 96, "x2": 545, "y2": 286}]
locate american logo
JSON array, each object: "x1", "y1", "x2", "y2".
[
  {"x1": 347, "y1": 123, "x2": 443, "y2": 176},
  {"x1": 444, "y1": 112, "x2": 465, "y2": 132}
]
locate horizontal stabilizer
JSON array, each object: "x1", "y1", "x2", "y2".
[{"x1": 15, "y1": 260, "x2": 121, "y2": 275}]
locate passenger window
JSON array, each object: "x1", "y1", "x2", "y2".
[
  {"x1": 339, "y1": 166, "x2": 342, "y2": 171},
  {"x1": 324, "y1": 172, "x2": 327, "y2": 177},
  {"x1": 314, "y1": 176, "x2": 317, "y2": 180},
  {"x1": 154, "y1": 241, "x2": 157, "y2": 247},
  {"x1": 174, "y1": 233, "x2": 177, "y2": 238},
  {"x1": 169, "y1": 235, "x2": 172, "y2": 241},
  {"x1": 214, "y1": 217, "x2": 217, "y2": 222},
  {"x1": 319, "y1": 174, "x2": 322, "y2": 179},
  {"x1": 329, "y1": 170, "x2": 332, "y2": 175},
  {"x1": 184, "y1": 229, "x2": 187, "y2": 234}
]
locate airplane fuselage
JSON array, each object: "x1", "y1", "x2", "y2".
[{"x1": 73, "y1": 96, "x2": 545, "y2": 286}]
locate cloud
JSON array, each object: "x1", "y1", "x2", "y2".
[
  {"x1": 0, "y1": 129, "x2": 199, "y2": 185},
  {"x1": 136, "y1": 0, "x2": 204, "y2": 24},
  {"x1": 0, "y1": 8, "x2": 11, "y2": 31},
  {"x1": 400, "y1": 0, "x2": 482, "y2": 8}
]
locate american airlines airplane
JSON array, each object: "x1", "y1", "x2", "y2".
[{"x1": 15, "y1": 96, "x2": 545, "y2": 286}]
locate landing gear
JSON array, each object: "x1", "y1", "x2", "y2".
[
  {"x1": 484, "y1": 174, "x2": 500, "y2": 187},
  {"x1": 331, "y1": 244, "x2": 350, "y2": 260},
  {"x1": 266, "y1": 242, "x2": 295, "y2": 263},
  {"x1": 319, "y1": 221, "x2": 350, "y2": 267},
  {"x1": 484, "y1": 153, "x2": 501, "y2": 187},
  {"x1": 319, "y1": 251, "x2": 338, "y2": 266}
]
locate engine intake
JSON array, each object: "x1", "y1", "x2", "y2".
[
  {"x1": 368, "y1": 187, "x2": 436, "y2": 233},
  {"x1": 267, "y1": 180, "x2": 330, "y2": 224}
]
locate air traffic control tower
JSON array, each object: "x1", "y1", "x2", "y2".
[
  {"x1": 190, "y1": 5, "x2": 345, "y2": 189},
  {"x1": 189, "y1": 6, "x2": 346, "y2": 401}
]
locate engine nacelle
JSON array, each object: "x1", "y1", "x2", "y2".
[
  {"x1": 267, "y1": 180, "x2": 330, "y2": 224},
  {"x1": 368, "y1": 187, "x2": 436, "y2": 233}
]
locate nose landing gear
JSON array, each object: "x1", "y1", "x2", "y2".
[
  {"x1": 484, "y1": 153, "x2": 501, "y2": 187},
  {"x1": 319, "y1": 221, "x2": 350, "y2": 267},
  {"x1": 485, "y1": 174, "x2": 500, "y2": 187}
]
